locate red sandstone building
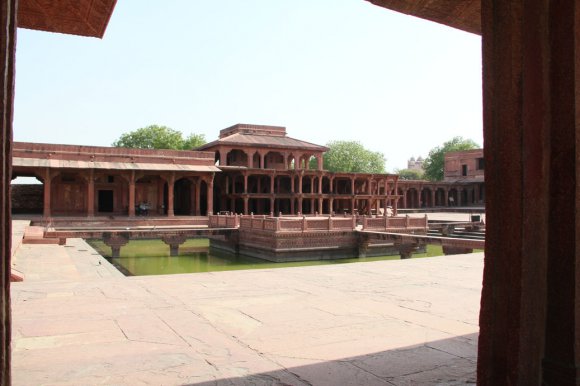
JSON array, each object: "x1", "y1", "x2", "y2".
[{"x1": 11, "y1": 124, "x2": 485, "y2": 218}]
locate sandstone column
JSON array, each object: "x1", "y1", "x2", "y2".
[
  {"x1": 43, "y1": 168, "x2": 52, "y2": 218},
  {"x1": 195, "y1": 179, "x2": 200, "y2": 216},
  {"x1": 478, "y1": 1, "x2": 580, "y2": 384},
  {"x1": 1, "y1": 2, "x2": 16, "y2": 382},
  {"x1": 243, "y1": 197, "x2": 249, "y2": 215},
  {"x1": 206, "y1": 175, "x2": 214, "y2": 215},
  {"x1": 87, "y1": 169, "x2": 95, "y2": 217},
  {"x1": 166, "y1": 173, "x2": 175, "y2": 217},
  {"x1": 128, "y1": 171, "x2": 136, "y2": 217}
]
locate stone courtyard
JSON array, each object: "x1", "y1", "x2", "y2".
[{"x1": 11, "y1": 221, "x2": 482, "y2": 385}]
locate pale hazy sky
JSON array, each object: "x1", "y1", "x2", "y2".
[{"x1": 13, "y1": 0, "x2": 482, "y2": 171}]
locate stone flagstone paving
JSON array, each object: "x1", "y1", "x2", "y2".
[{"x1": 11, "y1": 236, "x2": 482, "y2": 385}]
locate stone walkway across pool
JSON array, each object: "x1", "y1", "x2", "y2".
[{"x1": 11, "y1": 221, "x2": 482, "y2": 385}]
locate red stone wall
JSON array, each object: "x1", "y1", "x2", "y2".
[
  {"x1": 444, "y1": 149, "x2": 484, "y2": 181},
  {"x1": 11, "y1": 184, "x2": 43, "y2": 214}
]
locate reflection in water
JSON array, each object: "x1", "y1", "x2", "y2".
[{"x1": 87, "y1": 239, "x2": 427, "y2": 276}]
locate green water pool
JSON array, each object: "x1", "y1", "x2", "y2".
[{"x1": 86, "y1": 239, "x2": 445, "y2": 276}]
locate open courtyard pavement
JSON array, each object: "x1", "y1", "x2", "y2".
[{"x1": 10, "y1": 215, "x2": 482, "y2": 385}]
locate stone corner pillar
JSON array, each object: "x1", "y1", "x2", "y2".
[
  {"x1": 478, "y1": 1, "x2": 580, "y2": 385},
  {"x1": 0, "y1": 1, "x2": 16, "y2": 384}
]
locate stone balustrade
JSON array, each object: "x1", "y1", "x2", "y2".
[{"x1": 208, "y1": 214, "x2": 428, "y2": 233}]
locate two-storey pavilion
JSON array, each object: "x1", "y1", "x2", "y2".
[{"x1": 199, "y1": 124, "x2": 401, "y2": 216}]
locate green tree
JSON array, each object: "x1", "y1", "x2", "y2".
[
  {"x1": 112, "y1": 125, "x2": 206, "y2": 150},
  {"x1": 423, "y1": 136, "x2": 480, "y2": 181},
  {"x1": 182, "y1": 133, "x2": 207, "y2": 149},
  {"x1": 395, "y1": 168, "x2": 424, "y2": 180},
  {"x1": 316, "y1": 140, "x2": 386, "y2": 173}
]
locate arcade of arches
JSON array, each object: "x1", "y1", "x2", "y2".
[{"x1": 10, "y1": 139, "x2": 484, "y2": 218}]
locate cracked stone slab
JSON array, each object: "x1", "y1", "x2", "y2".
[{"x1": 12, "y1": 238, "x2": 483, "y2": 386}]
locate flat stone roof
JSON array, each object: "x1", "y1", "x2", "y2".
[{"x1": 11, "y1": 225, "x2": 482, "y2": 385}]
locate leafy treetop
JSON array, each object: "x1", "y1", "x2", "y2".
[
  {"x1": 422, "y1": 136, "x2": 480, "y2": 181},
  {"x1": 395, "y1": 168, "x2": 424, "y2": 180},
  {"x1": 316, "y1": 140, "x2": 386, "y2": 173},
  {"x1": 112, "y1": 125, "x2": 206, "y2": 150}
]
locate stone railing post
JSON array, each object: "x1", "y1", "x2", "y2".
[
  {"x1": 276, "y1": 217, "x2": 281, "y2": 232},
  {"x1": 302, "y1": 216, "x2": 308, "y2": 232},
  {"x1": 385, "y1": 215, "x2": 389, "y2": 230},
  {"x1": 328, "y1": 216, "x2": 333, "y2": 230},
  {"x1": 406, "y1": 215, "x2": 411, "y2": 229},
  {"x1": 352, "y1": 215, "x2": 357, "y2": 230},
  {"x1": 362, "y1": 215, "x2": 367, "y2": 230}
]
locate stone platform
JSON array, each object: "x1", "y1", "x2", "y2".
[{"x1": 11, "y1": 233, "x2": 482, "y2": 385}]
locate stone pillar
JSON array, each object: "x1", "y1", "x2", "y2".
[
  {"x1": 318, "y1": 176, "x2": 322, "y2": 194},
  {"x1": 330, "y1": 177, "x2": 334, "y2": 194},
  {"x1": 290, "y1": 175, "x2": 295, "y2": 193},
  {"x1": 87, "y1": 169, "x2": 95, "y2": 217},
  {"x1": 103, "y1": 232, "x2": 130, "y2": 259},
  {"x1": 243, "y1": 197, "x2": 249, "y2": 215},
  {"x1": 270, "y1": 174, "x2": 275, "y2": 194},
  {"x1": 43, "y1": 168, "x2": 52, "y2": 218},
  {"x1": 161, "y1": 234, "x2": 187, "y2": 257},
  {"x1": 157, "y1": 178, "x2": 164, "y2": 214},
  {"x1": 189, "y1": 179, "x2": 196, "y2": 216},
  {"x1": 220, "y1": 150, "x2": 228, "y2": 166},
  {"x1": 294, "y1": 153, "x2": 300, "y2": 169},
  {"x1": 206, "y1": 175, "x2": 214, "y2": 215},
  {"x1": 270, "y1": 198, "x2": 275, "y2": 214},
  {"x1": 243, "y1": 173, "x2": 248, "y2": 194},
  {"x1": 430, "y1": 190, "x2": 435, "y2": 208},
  {"x1": 195, "y1": 180, "x2": 201, "y2": 216},
  {"x1": 478, "y1": 1, "x2": 580, "y2": 384},
  {"x1": 351, "y1": 177, "x2": 355, "y2": 194},
  {"x1": 246, "y1": 151, "x2": 253, "y2": 168},
  {"x1": 444, "y1": 189, "x2": 449, "y2": 207},
  {"x1": 329, "y1": 198, "x2": 334, "y2": 214},
  {"x1": 457, "y1": 188, "x2": 463, "y2": 207},
  {"x1": 260, "y1": 152, "x2": 265, "y2": 169},
  {"x1": 318, "y1": 198, "x2": 323, "y2": 215},
  {"x1": 298, "y1": 198, "x2": 303, "y2": 214},
  {"x1": 1, "y1": 3, "x2": 16, "y2": 382},
  {"x1": 290, "y1": 198, "x2": 295, "y2": 214},
  {"x1": 166, "y1": 173, "x2": 175, "y2": 217},
  {"x1": 128, "y1": 171, "x2": 136, "y2": 217},
  {"x1": 298, "y1": 174, "x2": 303, "y2": 194}
]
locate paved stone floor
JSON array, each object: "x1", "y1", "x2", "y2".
[{"x1": 11, "y1": 219, "x2": 483, "y2": 386}]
